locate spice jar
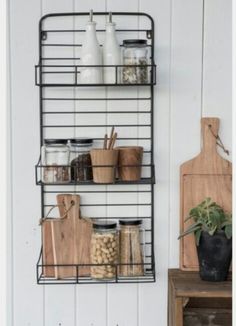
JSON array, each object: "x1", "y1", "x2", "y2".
[
  {"x1": 122, "y1": 39, "x2": 148, "y2": 84},
  {"x1": 119, "y1": 219, "x2": 145, "y2": 277},
  {"x1": 91, "y1": 221, "x2": 118, "y2": 280},
  {"x1": 41, "y1": 139, "x2": 70, "y2": 183},
  {"x1": 70, "y1": 138, "x2": 93, "y2": 182}
]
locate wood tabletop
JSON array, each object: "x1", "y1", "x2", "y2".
[{"x1": 169, "y1": 269, "x2": 232, "y2": 298}]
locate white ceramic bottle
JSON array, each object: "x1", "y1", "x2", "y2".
[
  {"x1": 103, "y1": 12, "x2": 121, "y2": 84},
  {"x1": 80, "y1": 10, "x2": 103, "y2": 84}
]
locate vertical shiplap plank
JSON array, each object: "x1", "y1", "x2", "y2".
[
  {"x1": 41, "y1": 2, "x2": 76, "y2": 326},
  {"x1": 73, "y1": 3, "x2": 107, "y2": 326},
  {"x1": 105, "y1": 2, "x2": 140, "y2": 326},
  {"x1": 202, "y1": 0, "x2": 232, "y2": 159},
  {"x1": 138, "y1": 1, "x2": 171, "y2": 326},
  {"x1": 168, "y1": 0, "x2": 204, "y2": 268},
  {"x1": 9, "y1": 0, "x2": 44, "y2": 325},
  {"x1": 7, "y1": 0, "x2": 13, "y2": 324}
]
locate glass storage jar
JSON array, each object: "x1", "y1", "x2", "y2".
[
  {"x1": 41, "y1": 139, "x2": 70, "y2": 183},
  {"x1": 122, "y1": 39, "x2": 148, "y2": 84},
  {"x1": 70, "y1": 138, "x2": 93, "y2": 182},
  {"x1": 119, "y1": 219, "x2": 145, "y2": 277},
  {"x1": 91, "y1": 221, "x2": 118, "y2": 280}
]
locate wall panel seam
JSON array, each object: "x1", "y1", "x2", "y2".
[
  {"x1": 73, "y1": 1, "x2": 77, "y2": 325},
  {"x1": 168, "y1": 0, "x2": 173, "y2": 268},
  {"x1": 7, "y1": 0, "x2": 14, "y2": 324},
  {"x1": 200, "y1": 0, "x2": 205, "y2": 118}
]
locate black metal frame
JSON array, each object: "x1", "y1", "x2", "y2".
[{"x1": 36, "y1": 11, "x2": 156, "y2": 285}]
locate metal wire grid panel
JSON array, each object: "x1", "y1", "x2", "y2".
[{"x1": 36, "y1": 12, "x2": 156, "y2": 284}]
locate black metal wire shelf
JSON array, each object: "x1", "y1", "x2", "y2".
[
  {"x1": 35, "y1": 161, "x2": 155, "y2": 186},
  {"x1": 35, "y1": 63, "x2": 157, "y2": 87},
  {"x1": 36, "y1": 11, "x2": 156, "y2": 285},
  {"x1": 37, "y1": 249, "x2": 156, "y2": 284}
]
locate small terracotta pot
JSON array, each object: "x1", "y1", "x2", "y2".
[
  {"x1": 90, "y1": 149, "x2": 118, "y2": 184},
  {"x1": 116, "y1": 146, "x2": 143, "y2": 181}
]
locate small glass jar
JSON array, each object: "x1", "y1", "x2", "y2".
[
  {"x1": 91, "y1": 221, "x2": 118, "y2": 280},
  {"x1": 119, "y1": 219, "x2": 145, "y2": 277},
  {"x1": 122, "y1": 39, "x2": 148, "y2": 84},
  {"x1": 70, "y1": 138, "x2": 93, "y2": 182},
  {"x1": 41, "y1": 139, "x2": 70, "y2": 183}
]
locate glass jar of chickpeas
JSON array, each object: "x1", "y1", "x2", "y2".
[{"x1": 91, "y1": 221, "x2": 118, "y2": 280}]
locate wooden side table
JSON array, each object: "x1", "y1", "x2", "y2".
[{"x1": 168, "y1": 269, "x2": 232, "y2": 326}]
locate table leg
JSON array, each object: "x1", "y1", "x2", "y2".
[{"x1": 174, "y1": 297, "x2": 183, "y2": 326}]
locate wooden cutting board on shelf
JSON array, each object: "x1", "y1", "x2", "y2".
[
  {"x1": 42, "y1": 196, "x2": 77, "y2": 278},
  {"x1": 53, "y1": 194, "x2": 92, "y2": 279},
  {"x1": 180, "y1": 117, "x2": 232, "y2": 271},
  {"x1": 42, "y1": 194, "x2": 92, "y2": 278}
]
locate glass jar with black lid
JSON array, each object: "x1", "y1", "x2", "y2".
[
  {"x1": 41, "y1": 139, "x2": 70, "y2": 183},
  {"x1": 70, "y1": 138, "x2": 93, "y2": 182},
  {"x1": 119, "y1": 219, "x2": 145, "y2": 277},
  {"x1": 91, "y1": 221, "x2": 118, "y2": 280},
  {"x1": 122, "y1": 39, "x2": 149, "y2": 84}
]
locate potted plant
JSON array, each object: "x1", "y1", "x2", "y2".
[{"x1": 179, "y1": 197, "x2": 232, "y2": 282}]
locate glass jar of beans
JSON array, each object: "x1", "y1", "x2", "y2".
[{"x1": 91, "y1": 221, "x2": 118, "y2": 280}]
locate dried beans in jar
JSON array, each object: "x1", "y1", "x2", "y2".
[{"x1": 91, "y1": 221, "x2": 118, "y2": 280}]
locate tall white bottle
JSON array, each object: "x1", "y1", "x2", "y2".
[
  {"x1": 103, "y1": 12, "x2": 121, "y2": 84},
  {"x1": 80, "y1": 10, "x2": 103, "y2": 84}
]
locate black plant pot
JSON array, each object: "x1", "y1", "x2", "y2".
[{"x1": 197, "y1": 230, "x2": 232, "y2": 282}]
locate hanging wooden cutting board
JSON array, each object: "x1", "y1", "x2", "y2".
[
  {"x1": 180, "y1": 117, "x2": 232, "y2": 271},
  {"x1": 53, "y1": 194, "x2": 92, "y2": 278}
]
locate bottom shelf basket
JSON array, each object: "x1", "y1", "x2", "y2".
[{"x1": 36, "y1": 250, "x2": 156, "y2": 285}]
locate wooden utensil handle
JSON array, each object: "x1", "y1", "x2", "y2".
[
  {"x1": 110, "y1": 132, "x2": 117, "y2": 150},
  {"x1": 108, "y1": 126, "x2": 115, "y2": 149}
]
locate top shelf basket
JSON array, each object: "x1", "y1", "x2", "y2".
[
  {"x1": 36, "y1": 12, "x2": 156, "y2": 88},
  {"x1": 35, "y1": 63, "x2": 157, "y2": 87}
]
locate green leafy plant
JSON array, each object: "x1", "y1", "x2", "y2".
[{"x1": 178, "y1": 197, "x2": 232, "y2": 246}]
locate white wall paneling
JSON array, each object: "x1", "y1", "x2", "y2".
[
  {"x1": 202, "y1": 0, "x2": 232, "y2": 160},
  {"x1": 8, "y1": 0, "x2": 232, "y2": 325},
  {"x1": 138, "y1": 0, "x2": 171, "y2": 325},
  {"x1": 168, "y1": 0, "x2": 204, "y2": 268},
  {"x1": 9, "y1": 0, "x2": 43, "y2": 325}
]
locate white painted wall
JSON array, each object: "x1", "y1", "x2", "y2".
[{"x1": 8, "y1": 0, "x2": 232, "y2": 325}]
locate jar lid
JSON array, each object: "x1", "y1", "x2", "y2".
[
  {"x1": 44, "y1": 139, "x2": 68, "y2": 145},
  {"x1": 123, "y1": 39, "x2": 147, "y2": 46},
  {"x1": 119, "y1": 219, "x2": 142, "y2": 226},
  {"x1": 70, "y1": 138, "x2": 93, "y2": 145},
  {"x1": 93, "y1": 221, "x2": 117, "y2": 230}
]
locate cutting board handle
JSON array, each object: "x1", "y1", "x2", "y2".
[{"x1": 201, "y1": 117, "x2": 219, "y2": 156}]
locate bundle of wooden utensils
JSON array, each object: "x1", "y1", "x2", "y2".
[{"x1": 103, "y1": 126, "x2": 117, "y2": 150}]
